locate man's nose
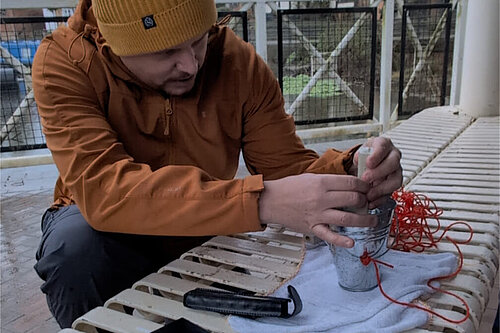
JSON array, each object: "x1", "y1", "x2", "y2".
[{"x1": 175, "y1": 47, "x2": 198, "y2": 76}]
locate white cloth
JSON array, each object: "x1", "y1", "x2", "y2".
[{"x1": 229, "y1": 244, "x2": 457, "y2": 333}]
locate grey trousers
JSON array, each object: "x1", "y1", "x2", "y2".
[{"x1": 34, "y1": 205, "x2": 209, "y2": 328}]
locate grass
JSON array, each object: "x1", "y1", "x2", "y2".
[{"x1": 283, "y1": 74, "x2": 343, "y2": 97}]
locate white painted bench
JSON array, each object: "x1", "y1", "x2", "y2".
[
  {"x1": 64, "y1": 108, "x2": 498, "y2": 333},
  {"x1": 403, "y1": 115, "x2": 499, "y2": 333}
]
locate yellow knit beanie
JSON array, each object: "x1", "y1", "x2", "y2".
[{"x1": 92, "y1": 0, "x2": 217, "y2": 56}]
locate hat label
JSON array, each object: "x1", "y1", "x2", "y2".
[{"x1": 142, "y1": 15, "x2": 156, "y2": 30}]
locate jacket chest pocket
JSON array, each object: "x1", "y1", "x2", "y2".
[{"x1": 196, "y1": 100, "x2": 243, "y2": 143}]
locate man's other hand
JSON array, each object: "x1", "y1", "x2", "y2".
[{"x1": 350, "y1": 137, "x2": 403, "y2": 208}]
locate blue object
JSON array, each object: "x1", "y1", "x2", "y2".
[
  {"x1": 0, "y1": 40, "x2": 41, "y2": 95},
  {"x1": 0, "y1": 40, "x2": 41, "y2": 66}
]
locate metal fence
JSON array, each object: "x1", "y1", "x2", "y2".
[
  {"x1": 0, "y1": 16, "x2": 69, "y2": 152},
  {"x1": 397, "y1": 3, "x2": 453, "y2": 118},
  {"x1": 0, "y1": 12, "x2": 248, "y2": 152},
  {"x1": 277, "y1": 7, "x2": 377, "y2": 125},
  {"x1": 0, "y1": 1, "x2": 458, "y2": 152},
  {"x1": 218, "y1": 11, "x2": 249, "y2": 42}
]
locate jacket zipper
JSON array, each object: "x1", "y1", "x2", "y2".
[
  {"x1": 164, "y1": 97, "x2": 175, "y2": 165},
  {"x1": 164, "y1": 98, "x2": 173, "y2": 136}
]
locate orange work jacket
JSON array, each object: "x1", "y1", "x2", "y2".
[{"x1": 32, "y1": 0, "x2": 357, "y2": 236}]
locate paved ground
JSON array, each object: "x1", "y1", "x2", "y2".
[
  {"x1": 1, "y1": 164, "x2": 57, "y2": 332},
  {"x1": 1, "y1": 140, "x2": 497, "y2": 333}
]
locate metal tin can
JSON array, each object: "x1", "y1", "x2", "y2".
[{"x1": 330, "y1": 198, "x2": 397, "y2": 292}]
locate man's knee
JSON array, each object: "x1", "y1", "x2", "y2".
[
  {"x1": 35, "y1": 205, "x2": 101, "y2": 283},
  {"x1": 33, "y1": 206, "x2": 111, "y2": 327}
]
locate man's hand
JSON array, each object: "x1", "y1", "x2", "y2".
[
  {"x1": 259, "y1": 173, "x2": 377, "y2": 248},
  {"x1": 350, "y1": 137, "x2": 403, "y2": 208}
]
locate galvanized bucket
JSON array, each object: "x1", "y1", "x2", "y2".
[{"x1": 330, "y1": 198, "x2": 397, "y2": 292}]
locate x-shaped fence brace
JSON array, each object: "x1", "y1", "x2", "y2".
[
  {"x1": 391, "y1": 0, "x2": 455, "y2": 118},
  {"x1": 0, "y1": 45, "x2": 35, "y2": 145},
  {"x1": 268, "y1": 0, "x2": 380, "y2": 116},
  {"x1": 395, "y1": 0, "x2": 442, "y2": 99}
]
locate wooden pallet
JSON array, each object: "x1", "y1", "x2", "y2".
[{"x1": 65, "y1": 110, "x2": 498, "y2": 333}]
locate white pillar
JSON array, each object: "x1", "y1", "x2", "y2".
[
  {"x1": 459, "y1": 0, "x2": 499, "y2": 117},
  {"x1": 379, "y1": 0, "x2": 395, "y2": 132},
  {"x1": 255, "y1": 2, "x2": 268, "y2": 62},
  {"x1": 449, "y1": 0, "x2": 468, "y2": 106}
]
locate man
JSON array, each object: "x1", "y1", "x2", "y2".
[{"x1": 32, "y1": 0, "x2": 402, "y2": 328}]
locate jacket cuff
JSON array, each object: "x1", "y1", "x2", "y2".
[
  {"x1": 242, "y1": 174, "x2": 266, "y2": 231},
  {"x1": 305, "y1": 144, "x2": 362, "y2": 175},
  {"x1": 342, "y1": 144, "x2": 362, "y2": 174}
]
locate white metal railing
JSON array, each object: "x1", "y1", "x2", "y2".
[{"x1": 1, "y1": 0, "x2": 465, "y2": 143}]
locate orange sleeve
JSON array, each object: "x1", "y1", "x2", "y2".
[{"x1": 240, "y1": 43, "x2": 359, "y2": 180}]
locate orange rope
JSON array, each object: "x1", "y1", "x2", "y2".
[{"x1": 360, "y1": 188, "x2": 474, "y2": 324}]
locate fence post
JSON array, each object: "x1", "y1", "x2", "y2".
[
  {"x1": 449, "y1": 0, "x2": 467, "y2": 106},
  {"x1": 379, "y1": 0, "x2": 394, "y2": 132},
  {"x1": 254, "y1": 2, "x2": 268, "y2": 62}
]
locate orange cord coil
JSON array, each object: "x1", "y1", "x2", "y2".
[{"x1": 360, "y1": 188, "x2": 473, "y2": 324}]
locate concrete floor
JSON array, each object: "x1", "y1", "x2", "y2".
[
  {"x1": 1, "y1": 163, "x2": 58, "y2": 332},
  {"x1": 1, "y1": 141, "x2": 498, "y2": 333}
]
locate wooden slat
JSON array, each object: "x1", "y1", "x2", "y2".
[
  {"x1": 410, "y1": 192, "x2": 499, "y2": 205},
  {"x1": 439, "y1": 210, "x2": 499, "y2": 224},
  {"x1": 402, "y1": 159, "x2": 428, "y2": 167},
  {"x1": 181, "y1": 246, "x2": 298, "y2": 278},
  {"x1": 433, "y1": 162, "x2": 499, "y2": 170},
  {"x1": 204, "y1": 236, "x2": 303, "y2": 262},
  {"x1": 72, "y1": 307, "x2": 162, "y2": 333},
  {"x1": 393, "y1": 143, "x2": 442, "y2": 153},
  {"x1": 132, "y1": 273, "x2": 222, "y2": 297},
  {"x1": 441, "y1": 274, "x2": 490, "y2": 311},
  {"x1": 237, "y1": 230, "x2": 304, "y2": 246},
  {"x1": 438, "y1": 151, "x2": 500, "y2": 158},
  {"x1": 386, "y1": 133, "x2": 448, "y2": 145},
  {"x1": 425, "y1": 244, "x2": 498, "y2": 276},
  {"x1": 402, "y1": 163, "x2": 421, "y2": 172},
  {"x1": 426, "y1": 308, "x2": 476, "y2": 333},
  {"x1": 409, "y1": 185, "x2": 499, "y2": 196},
  {"x1": 418, "y1": 173, "x2": 499, "y2": 182},
  {"x1": 403, "y1": 170, "x2": 416, "y2": 179},
  {"x1": 434, "y1": 230, "x2": 498, "y2": 249},
  {"x1": 158, "y1": 259, "x2": 281, "y2": 294},
  {"x1": 391, "y1": 139, "x2": 444, "y2": 149},
  {"x1": 394, "y1": 124, "x2": 463, "y2": 134},
  {"x1": 430, "y1": 201, "x2": 498, "y2": 214},
  {"x1": 426, "y1": 167, "x2": 499, "y2": 175},
  {"x1": 437, "y1": 156, "x2": 500, "y2": 163},
  {"x1": 461, "y1": 258, "x2": 498, "y2": 288},
  {"x1": 427, "y1": 291, "x2": 482, "y2": 329},
  {"x1": 412, "y1": 178, "x2": 499, "y2": 188},
  {"x1": 104, "y1": 289, "x2": 234, "y2": 333},
  {"x1": 400, "y1": 150, "x2": 436, "y2": 159},
  {"x1": 444, "y1": 148, "x2": 499, "y2": 155},
  {"x1": 448, "y1": 143, "x2": 500, "y2": 149},
  {"x1": 425, "y1": 218, "x2": 498, "y2": 237}
]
